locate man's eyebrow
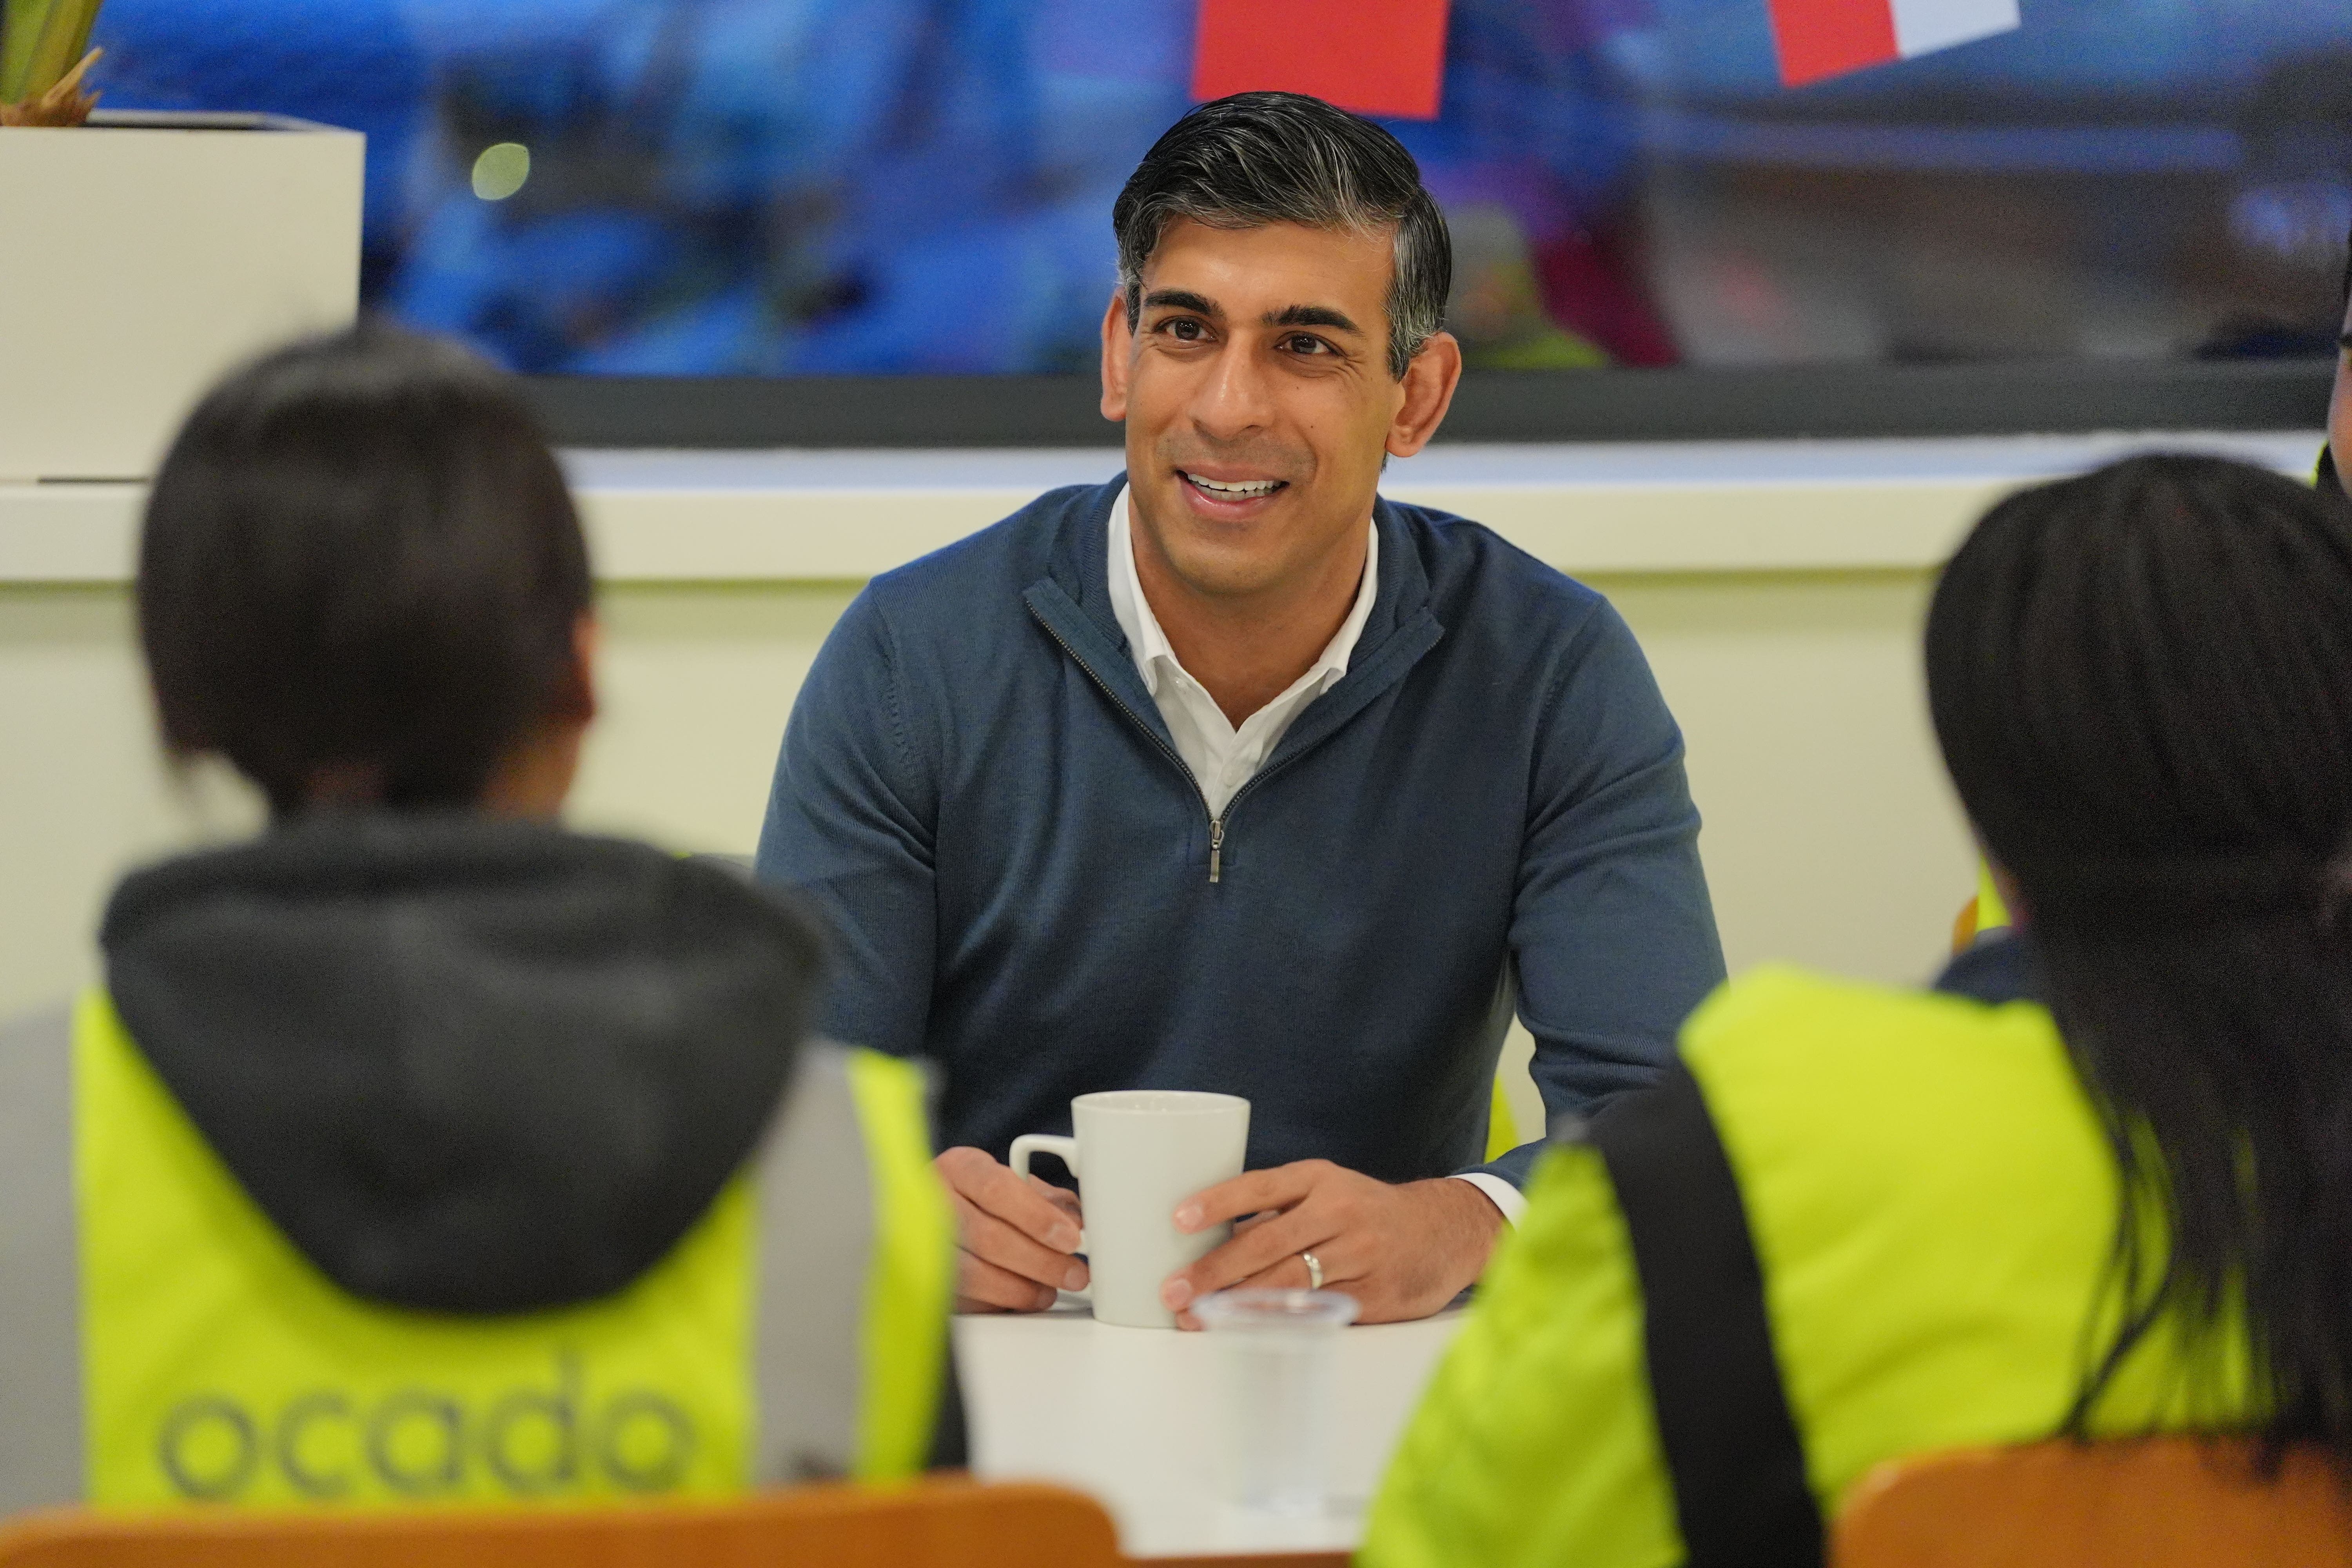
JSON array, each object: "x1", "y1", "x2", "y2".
[
  {"x1": 2339, "y1": 330, "x2": 2352, "y2": 351},
  {"x1": 1265, "y1": 303, "x2": 1364, "y2": 335},
  {"x1": 1142, "y1": 288, "x2": 1220, "y2": 317}
]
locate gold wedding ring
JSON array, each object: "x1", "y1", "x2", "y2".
[{"x1": 1300, "y1": 1250, "x2": 1324, "y2": 1290}]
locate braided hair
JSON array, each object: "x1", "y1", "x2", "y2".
[{"x1": 1927, "y1": 453, "x2": 2352, "y2": 1454}]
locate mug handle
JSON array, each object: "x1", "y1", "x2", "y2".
[{"x1": 1008, "y1": 1134, "x2": 1084, "y2": 1253}]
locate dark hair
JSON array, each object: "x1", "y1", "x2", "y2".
[
  {"x1": 1926, "y1": 453, "x2": 2352, "y2": 1457},
  {"x1": 140, "y1": 323, "x2": 593, "y2": 816},
  {"x1": 1112, "y1": 91, "x2": 1451, "y2": 380}
]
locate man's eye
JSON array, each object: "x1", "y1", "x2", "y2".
[
  {"x1": 1285, "y1": 335, "x2": 1330, "y2": 355},
  {"x1": 1167, "y1": 319, "x2": 1204, "y2": 341}
]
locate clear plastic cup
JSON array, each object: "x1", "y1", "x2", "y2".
[{"x1": 1192, "y1": 1288, "x2": 1360, "y2": 1515}]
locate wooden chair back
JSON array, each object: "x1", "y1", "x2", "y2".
[
  {"x1": 1835, "y1": 1437, "x2": 2352, "y2": 1568},
  {"x1": 0, "y1": 1478, "x2": 1122, "y2": 1568}
]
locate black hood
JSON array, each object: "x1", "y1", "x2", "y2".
[{"x1": 101, "y1": 815, "x2": 824, "y2": 1315}]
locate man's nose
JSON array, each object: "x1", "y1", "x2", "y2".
[{"x1": 1187, "y1": 339, "x2": 1276, "y2": 441}]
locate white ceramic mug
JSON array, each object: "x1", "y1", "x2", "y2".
[{"x1": 1010, "y1": 1089, "x2": 1251, "y2": 1329}]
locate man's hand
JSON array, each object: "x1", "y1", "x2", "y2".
[
  {"x1": 1158, "y1": 1160, "x2": 1506, "y2": 1328},
  {"x1": 937, "y1": 1145, "x2": 1089, "y2": 1313}
]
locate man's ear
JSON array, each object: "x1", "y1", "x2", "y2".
[
  {"x1": 1385, "y1": 330, "x2": 1463, "y2": 460},
  {"x1": 1100, "y1": 290, "x2": 1133, "y2": 423}
]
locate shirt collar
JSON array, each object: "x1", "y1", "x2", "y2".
[{"x1": 1107, "y1": 485, "x2": 1379, "y2": 700}]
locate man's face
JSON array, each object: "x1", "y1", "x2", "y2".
[
  {"x1": 1100, "y1": 219, "x2": 1458, "y2": 601},
  {"x1": 2332, "y1": 286, "x2": 2352, "y2": 498}
]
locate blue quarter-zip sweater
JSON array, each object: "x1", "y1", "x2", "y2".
[{"x1": 757, "y1": 477, "x2": 1725, "y2": 1188}]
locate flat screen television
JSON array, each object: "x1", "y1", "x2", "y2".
[{"x1": 64, "y1": 0, "x2": 2352, "y2": 442}]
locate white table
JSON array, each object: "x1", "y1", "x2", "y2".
[{"x1": 955, "y1": 1300, "x2": 1468, "y2": 1559}]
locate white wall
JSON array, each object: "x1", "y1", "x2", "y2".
[
  {"x1": 13, "y1": 430, "x2": 2319, "y2": 1130},
  {"x1": 537, "y1": 452, "x2": 2071, "y2": 1012},
  {"x1": 0, "y1": 569, "x2": 1971, "y2": 1060}
]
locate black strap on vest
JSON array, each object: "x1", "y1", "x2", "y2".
[{"x1": 1583, "y1": 1065, "x2": 1825, "y2": 1568}]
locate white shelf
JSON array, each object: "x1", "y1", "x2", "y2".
[{"x1": 2, "y1": 432, "x2": 2322, "y2": 585}]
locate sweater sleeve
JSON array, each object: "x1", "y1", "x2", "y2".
[
  {"x1": 1472, "y1": 597, "x2": 1725, "y2": 1188},
  {"x1": 755, "y1": 587, "x2": 939, "y2": 1060}
]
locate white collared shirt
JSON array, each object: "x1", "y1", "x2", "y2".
[
  {"x1": 1103, "y1": 484, "x2": 1527, "y2": 1225},
  {"x1": 1106, "y1": 487, "x2": 1377, "y2": 820}
]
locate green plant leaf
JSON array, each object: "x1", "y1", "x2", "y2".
[
  {"x1": 0, "y1": 0, "x2": 54, "y2": 105},
  {"x1": 4, "y1": 0, "x2": 102, "y2": 108}
]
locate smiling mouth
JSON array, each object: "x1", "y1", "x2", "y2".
[{"x1": 1181, "y1": 471, "x2": 1287, "y2": 499}]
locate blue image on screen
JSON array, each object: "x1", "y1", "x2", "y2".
[{"x1": 79, "y1": 0, "x2": 2352, "y2": 376}]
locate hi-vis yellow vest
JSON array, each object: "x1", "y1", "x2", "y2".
[
  {"x1": 1366, "y1": 966, "x2": 2254, "y2": 1568},
  {"x1": 72, "y1": 989, "x2": 952, "y2": 1510}
]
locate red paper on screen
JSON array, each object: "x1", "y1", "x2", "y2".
[
  {"x1": 1192, "y1": 0, "x2": 1452, "y2": 121},
  {"x1": 1766, "y1": 0, "x2": 1899, "y2": 87}
]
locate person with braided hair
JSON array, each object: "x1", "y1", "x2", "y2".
[{"x1": 1367, "y1": 453, "x2": 2352, "y2": 1568}]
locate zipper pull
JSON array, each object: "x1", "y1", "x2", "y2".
[{"x1": 1209, "y1": 819, "x2": 1224, "y2": 884}]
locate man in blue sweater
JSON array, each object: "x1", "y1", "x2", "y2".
[{"x1": 758, "y1": 92, "x2": 1724, "y2": 1325}]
